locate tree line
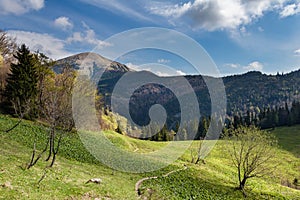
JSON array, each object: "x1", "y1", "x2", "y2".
[
  {"x1": 138, "y1": 99, "x2": 300, "y2": 141},
  {"x1": 226, "y1": 101, "x2": 300, "y2": 130}
]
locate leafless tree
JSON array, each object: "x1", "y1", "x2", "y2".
[
  {"x1": 4, "y1": 97, "x2": 33, "y2": 133},
  {"x1": 191, "y1": 117, "x2": 221, "y2": 165},
  {"x1": 190, "y1": 140, "x2": 207, "y2": 165},
  {"x1": 0, "y1": 30, "x2": 17, "y2": 57},
  {"x1": 0, "y1": 30, "x2": 17, "y2": 102},
  {"x1": 34, "y1": 52, "x2": 56, "y2": 118},
  {"x1": 226, "y1": 126, "x2": 277, "y2": 194},
  {"x1": 28, "y1": 67, "x2": 76, "y2": 168}
]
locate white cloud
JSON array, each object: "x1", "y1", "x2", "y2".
[
  {"x1": 0, "y1": 0, "x2": 44, "y2": 15},
  {"x1": 174, "y1": 70, "x2": 186, "y2": 76},
  {"x1": 244, "y1": 61, "x2": 264, "y2": 71},
  {"x1": 80, "y1": 0, "x2": 152, "y2": 22},
  {"x1": 54, "y1": 16, "x2": 73, "y2": 30},
  {"x1": 240, "y1": 26, "x2": 246, "y2": 34},
  {"x1": 258, "y1": 26, "x2": 264, "y2": 32},
  {"x1": 225, "y1": 61, "x2": 264, "y2": 71},
  {"x1": 225, "y1": 63, "x2": 240, "y2": 68},
  {"x1": 126, "y1": 62, "x2": 186, "y2": 77},
  {"x1": 280, "y1": 3, "x2": 300, "y2": 18},
  {"x1": 294, "y1": 49, "x2": 300, "y2": 56},
  {"x1": 157, "y1": 59, "x2": 170, "y2": 64},
  {"x1": 148, "y1": 1, "x2": 193, "y2": 18},
  {"x1": 125, "y1": 62, "x2": 141, "y2": 71},
  {"x1": 67, "y1": 23, "x2": 111, "y2": 48},
  {"x1": 147, "y1": 0, "x2": 289, "y2": 31},
  {"x1": 7, "y1": 30, "x2": 71, "y2": 59},
  {"x1": 155, "y1": 70, "x2": 186, "y2": 77}
]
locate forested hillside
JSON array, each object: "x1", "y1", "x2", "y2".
[
  {"x1": 54, "y1": 53, "x2": 300, "y2": 120},
  {"x1": 52, "y1": 53, "x2": 300, "y2": 136}
]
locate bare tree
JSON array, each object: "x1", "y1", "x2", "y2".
[
  {"x1": 190, "y1": 140, "x2": 206, "y2": 164},
  {"x1": 0, "y1": 30, "x2": 17, "y2": 102},
  {"x1": 72, "y1": 75, "x2": 103, "y2": 132},
  {"x1": 5, "y1": 97, "x2": 32, "y2": 133},
  {"x1": 191, "y1": 117, "x2": 221, "y2": 165},
  {"x1": 34, "y1": 52, "x2": 56, "y2": 118},
  {"x1": 226, "y1": 126, "x2": 277, "y2": 193},
  {"x1": 0, "y1": 30, "x2": 17, "y2": 57},
  {"x1": 28, "y1": 66, "x2": 76, "y2": 168}
]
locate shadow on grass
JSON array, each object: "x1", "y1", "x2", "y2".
[
  {"x1": 271, "y1": 126, "x2": 300, "y2": 158},
  {"x1": 140, "y1": 168, "x2": 286, "y2": 200}
]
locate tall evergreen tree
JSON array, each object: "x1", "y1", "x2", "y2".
[
  {"x1": 198, "y1": 117, "x2": 209, "y2": 139},
  {"x1": 5, "y1": 44, "x2": 38, "y2": 118},
  {"x1": 290, "y1": 101, "x2": 300, "y2": 125}
]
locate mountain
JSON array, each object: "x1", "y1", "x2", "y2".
[
  {"x1": 54, "y1": 53, "x2": 132, "y2": 106},
  {"x1": 223, "y1": 70, "x2": 300, "y2": 114},
  {"x1": 125, "y1": 70, "x2": 300, "y2": 126},
  {"x1": 54, "y1": 52, "x2": 131, "y2": 78},
  {"x1": 55, "y1": 52, "x2": 300, "y2": 126}
]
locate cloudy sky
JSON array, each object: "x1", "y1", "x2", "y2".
[{"x1": 1, "y1": 0, "x2": 300, "y2": 76}]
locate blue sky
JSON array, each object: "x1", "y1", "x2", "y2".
[{"x1": 1, "y1": 0, "x2": 300, "y2": 76}]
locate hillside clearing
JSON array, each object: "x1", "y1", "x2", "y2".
[{"x1": 0, "y1": 115, "x2": 299, "y2": 199}]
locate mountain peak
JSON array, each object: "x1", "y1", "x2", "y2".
[{"x1": 54, "y1": 52, "x2": 131, "y2": 75}]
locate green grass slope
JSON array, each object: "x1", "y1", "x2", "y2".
[
  {"x1": 271, "y1": 125, "x2": 300, "y2": 158},
  {"x1": 0, "y1": 115, "x2": 299, "y2": 199}
]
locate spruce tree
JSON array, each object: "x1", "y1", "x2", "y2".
[{"x1": 5, "y1": 44, "x2": 38, "y2": 117}]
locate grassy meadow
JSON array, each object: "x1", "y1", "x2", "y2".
[{"x1": 0, "y1": 115, "x2": 299, "y2": 199}]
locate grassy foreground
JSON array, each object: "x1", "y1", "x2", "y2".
[{"x1": 0, "y1": 115, "x2": 299, "y2": 199}]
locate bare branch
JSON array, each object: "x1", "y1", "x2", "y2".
[{"x1": 225, "y1": 126, "x2": 277, "y2": 191}]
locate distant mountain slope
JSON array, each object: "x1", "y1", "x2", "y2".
[
  {"x1": 54, "y1": 52, "x2": 300, "y2": 125},
  {"x1": 54, "y1": 53, "x2": 132, "y2": 106},
  {"x1": 54, "y1": 52, "x2": 131, "y2": 79},
  {"x1": 116, "y1": 70, "x2": 300, "y2": 125},
  {"x1": 223, "y1": 71, "x2": 300, "y2": 114}
]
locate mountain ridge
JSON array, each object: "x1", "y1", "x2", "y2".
[
  {"x1": 55, "y1": 52, "x2": 300, "y2": 125},
  {"x1": 56, "y1": 52, "x2": 300, "y2": 79}
]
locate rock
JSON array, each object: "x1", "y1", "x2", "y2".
[
  {"x1": 1, "y1": 181, "x2": 13, "y2": 189},
  {"x1": 86, "y1": 178, "x2": 102, "y2": 184}
]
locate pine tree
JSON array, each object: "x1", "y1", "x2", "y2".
[
  {"x1": 244, "y1": 110, "x2": 251, "y2": 126},
  {"x1": 5, "y1": 44, "x2": 38, "y2": 118},
  {"x1": 199, "y1": 117, "x2": 209, "y2": 139},
  {"x1": 161, "y1": 124, "x2": 168, "y2": 141}
]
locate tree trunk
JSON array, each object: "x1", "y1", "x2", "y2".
[
  {"x1": 27, "y1": 138, "x2": 49, "y2": 169},
  {"x1": 4, "y1": 118, "x2": 22, "y2": 133},
  {"x1": 27, "y1": 142, "x2": 36, "y2": 169},
  {"x1": 49, "y1": 151, "x2": 56, "y2": 167},
  {"x1": 49, "y1": 130, "x2": 62, "y2": 167},
  {"x1": 195, "y1": 157, "x2": 206, "y2": 165},
  {"x1": 46, "y1": 128, "x2": 54, "y2": 161},
  {"x1": 239, "y1": 177, "x2": 247, "y2": 190}
]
